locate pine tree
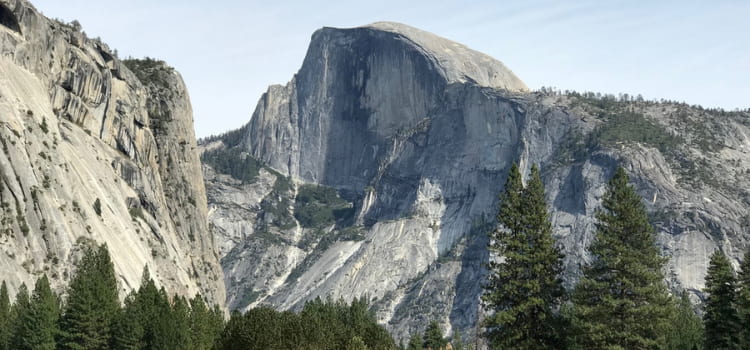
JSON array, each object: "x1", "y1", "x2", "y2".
[
  {"x1": 208, "y1": 304, "x2": 226, "y2": 347},
  {"x1": 132, "y1": 266, "x2": 158, "y2": 348},
  {"x1": 703, "y1": 250, "x2": 741, "y2": 350},
  {"x1": 737, "y1": 249, "x2": 750, "y2": 349},
  {"x1": 483, "y1": 163, "x2": 565, "y2": 349},
  {"x1": 110, "y1": 293, "x2": 143, "y2": 350},
  {"x1": 189, "y1": 295, "x2": 215, "y2": 350},
  {"x1": 407, "y1": 333, "x2": 423, "y2": 350},
  {"x1": 171, "y1": 295, "x2": 192, "y2": 350},
  {"x1": 451, "y1": 330, "x2": 465, "y2": 350},
  {"x1": 422, "y1": 320, "x2": 447, "y2": 350},
  {"x1": 483, "y1": 162, "x2": 523, "y2": 346},
  {"x1": 18, "y1": 275, "x2": 60, "y2": 350},
  {"x1": 0, "y1": 281, "x2": 10, "y2": 350},
  {"x1": 60, "y1": 244, "x2": 121, "y2": 350},
  {"x1": 571, "y1": 167, "x2": 673, "y2": 349},
  {"x1": 665, "y1": 292, "x2": 703, "y2": 350},
  {"x1": 519, "y1": 165, "x2": 565, "y2": 345},
  {"x1": 347, "y1": 336, "x2": 369, "y2": 350},
  {"x1": 148, "y1": 287, "x2": 176, "y2": 350},
  {"x1": 9, "y1": 283, "x2": 30, "y2": 350},
  {"x1": 215, "y1": 311, "x2": 246, "y2": 350}
]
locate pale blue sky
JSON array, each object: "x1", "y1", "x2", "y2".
[{"x1": 32, "y1": 0, "x2": 749, "y2": 137}]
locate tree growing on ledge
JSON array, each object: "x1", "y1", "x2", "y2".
[{"x1": 483, "y1": 163, "x2": 566, "y2": 349}]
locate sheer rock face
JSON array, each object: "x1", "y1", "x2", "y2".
[
  {"x1": 207, "y1": 22, "x2": 750, "y2": 340},
  {"x1": 0, "y1": 0, "x2": 225, "y2": 304}
]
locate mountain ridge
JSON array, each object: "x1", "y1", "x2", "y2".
[{"x1": 204, "y1": 22, "x2": 749, "y2": 341}]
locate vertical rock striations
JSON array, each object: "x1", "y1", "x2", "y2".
[{"x1": 0, "y1": 0, "x2": 225, "y2": 304}]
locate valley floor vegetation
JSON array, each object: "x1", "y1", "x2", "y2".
[
  {"x1": 0, "y1": 166, "x2": 747, "y2": 350},
  {"x1": 0, "y1": 248, "x2": 396, "y2": 350}
]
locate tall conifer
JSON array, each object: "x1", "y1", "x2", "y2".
[
  {"x1": 189, "y1": 295, "x2": 212, "y2": 350},
  {"x1": 60, "y1": 244, "x2": 120, "y2": 350},
  {"x1": 9, "y1": 283, "x2": 30, "y2": 350},
  {"x1": 0, "y1": 281, "x2": 10, "y2": 350},
  {"x1": 407, "y1": 333, "x2": 423, "y2": 350},
  {"x1": 665, "y1": 292, "x2": 704, "y2": 350},
  {"x1": 737, "y1": 250, "x2": 750, "y2": 349},
  {"x1": 171, "y1": 295, "x2": 192, "y2": 350},
  {"x1": 133, "y1": 266, "x2": 161, "y2": 349},
  {"x1": 422, "y1": 320, "x2": 447, "y2": 350},
  {"x1": 571, "y1": 167, "x2": 672, "y2": 349},
  {"x1": 483, "y1": 163, "x2": 565, "y2": 349},
  {"x1": 483, "y1": 162, "x2": 523, "y2": 345},
  {"x1": 19, "y1": 275, "x2": 59, "y2": 350},
  {"x1": 703, "y1": 250, "x2": 741, "y2": 350},
  {"x1": 110, "y1": 293, "x2": 143, "y2": 350}
]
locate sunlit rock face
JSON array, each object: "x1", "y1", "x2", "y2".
[
  {"x1": 0, "y1": 0, "x2": 225, "y2": 305},
  {"x1": 205, "y1": 21, "x2": 749, "y2": 342}
]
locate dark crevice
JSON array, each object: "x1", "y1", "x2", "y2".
[{"x1": 0, "y1": 4, "x2": 21, "y2": 35}]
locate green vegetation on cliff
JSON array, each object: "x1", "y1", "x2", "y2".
[
  {"x1": 201, "y1": 147, "x2": 263, "y2": 184},
  {"x1": 295, "y1": 184, "x2": 354, "y2": 228}
]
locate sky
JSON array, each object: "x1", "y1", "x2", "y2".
[{"x1": 31, "y1": 0, "x2": 750, "y2": 138}]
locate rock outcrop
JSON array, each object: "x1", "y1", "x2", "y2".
[
  {"x1": 0, "y1": 0, "x2": 225, "y2": 304},
  {"x1": 204, "y1": 22, "x2": 749, "y2": 341}
]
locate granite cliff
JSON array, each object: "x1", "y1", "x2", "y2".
[
  {"x1": 0, "y1": 0, "x2": 225, "y2": 304},
  {"x1": 203, "y1": 23, "x2": 750, "y2": 341}
]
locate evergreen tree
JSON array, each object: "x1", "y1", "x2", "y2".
[
  {"x1": 483, "y1": 164, "x2": 565, "y2": 349},
  {"x1": 483, "y1": 162, "x2": 522, "y2": 346},
  {"x1": 666, "y1": 292, "x2": 703, "y2": 350},
  {"x1": 133, "y1": 266, "x2": 160, "y2": 349},
  {"x1": 110, "y1": 293, "x2": 143, "y2": 350},
  {"x1": 451, "y1": 330, "x2": 465, "y2": 350},
  {"x1": 0, "y1": 281, "x2": 10, "y2": 350},
  {"x1": 171, "y1": 295, "x2": 192, "y2": 350},
  {"x1": 348, "y1": 336, "x2": 369, "y2": 350},
  {"x1": 422, "y1": 321, "x2": 447, "y2": 350},
  {"x1": 189, "y1": 294, "x2": 220, "y2": 350},
  {"x1": 215, "y1": 311, "x2": 247, "y2": 350},
  {"x1": 18, "y1": 275, "x2": 60, "y2": 350},
  {"x1": 9, "y1": 283, "x2": 30, "y2": 350},
  {"x1": 60, "y1": 244, "x2": 121, "y2": 350},
  {"x1": 571, "y1": 167, "x2": 673, "y2": 349},
  {"x1": 407, "y1": 333, "x2": 423, "y2": 350},
  {"x1": 208, "y1": 304, "x2": 226, "y2": 347},
  {"x1": 737, "y1": 249, "x2": 750, "y2": 349},
  {"x1": 148, "y1": 287, "x2": 177, "y2": 350},
  {"x1": 703, "y1": 250, "x2": 741, "y2": 350}
]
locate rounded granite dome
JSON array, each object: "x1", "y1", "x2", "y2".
[{"x1": 356, "y1": 21, "x2": 528, "y2": 92}]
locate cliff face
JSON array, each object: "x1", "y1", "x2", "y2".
[
  {"x1": 205, "y1": 22, "x2": 750, "y2": 340},
  {"x1": 0, "y1": 0, "x2": 225, "y2": 303}
]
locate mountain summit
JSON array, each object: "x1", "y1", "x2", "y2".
[
  {"x1": 205, "y1": 21, "x2": 749, "y2": 341},
  {"x1": 351, "y1": 22, "x2": 528, "y2": 91}
]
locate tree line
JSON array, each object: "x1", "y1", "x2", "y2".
[
  {"x1": 0, "y1": 246, "x2": 397, "y2": 349},
  {"x1": 482, "y1": 163, "x2": 750, "y2": 350},
  {"x1": 217, "y1": 297, "x2": 395, "y2": 350},
  {"x1": 0, "y1": 245, "x2": 224, "y2": 350}
]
